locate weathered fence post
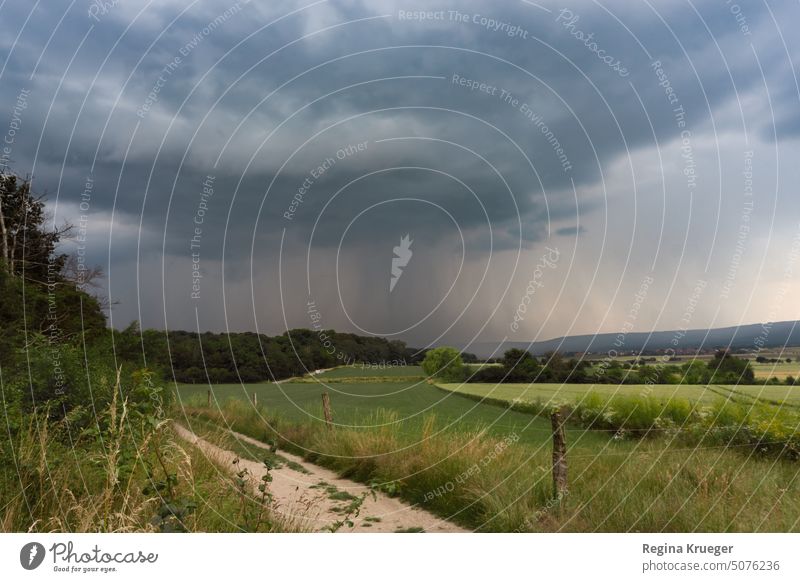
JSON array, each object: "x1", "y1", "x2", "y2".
[
  {"x1": 252, "y1": 392, "x2": 257, "y2": 407},
  {"x1": 321, "y1": 392, "x2": 333, "y2": 429},
  {"x1": 207, "y1": 389, "x2": 211, "y2": 407},
  {"x1": 551, "y1": 407, "x2": 568, "y2": 499}
]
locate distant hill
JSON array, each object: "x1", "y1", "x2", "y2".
[{"x1": 467, "y1": 320, "x2": 800, "y2": 359}]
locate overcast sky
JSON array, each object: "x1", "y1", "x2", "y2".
[{"x1": 1, "y1": 0, "x2": 798, "y2": 350}]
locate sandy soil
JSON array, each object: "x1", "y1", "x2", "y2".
[{"x1": 173, "y1": 423, "x2": 468, "y2": 533}]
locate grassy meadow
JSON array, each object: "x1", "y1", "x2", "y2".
[{"x1": 175, "y1": 373, "x2": 619, "y2": 452}]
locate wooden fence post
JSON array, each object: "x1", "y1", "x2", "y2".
[
  {"x1": 252, "y1": 392, "x2": 257, "y2": 407},
  {"x1": 551, "y1": 407, "x2": 568, "y2": 499},
  {"x1": 321, "y1": 392, "x2": 333, "y2": 429},
  {"x1": 207, "y1": 389, "x2": 211, "y2": 407}
]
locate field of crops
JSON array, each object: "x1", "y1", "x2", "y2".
[
  {"x1": 317, "y1": 361, "x2": 800, "y2": 384},
  {"x1": 751, "y1": 361, "x2": 800, "y2": 379},
  {"x1": 177, "y1": 367, "x2": 800, "y2": 445},
  {"x1": 438, "y1": 382, "x2": 800, "y2": 408},
  {"x1": 176, "y1": 360, "x2": 800, "y2": 450},
  {"x1": 579, "y1": 353, "x2": 800, "y2": 381}
]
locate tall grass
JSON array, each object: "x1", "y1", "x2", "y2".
[{"x1": 0, "y1": 373, "x2": 295, "y2": 532}]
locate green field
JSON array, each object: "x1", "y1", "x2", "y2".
[
  {"x1": 179, "y1": 365, "x2": 800, "y2": 532},
  {"x1": 176, "y1": 378, "x2": 624, "y2": 453},
  {"x1": 438, "y1": 382, "x2": 800, "y2": 408},
  {"x1": 177, "y1": 369, "x2": 800, "y2": 449}
]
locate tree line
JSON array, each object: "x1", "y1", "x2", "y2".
[
  {"x1": 112, "y1": 325, "x2": 421, "y2": 384},
  {"x1": 470, "y1": 348, "x2": 760, "y2": 385},
  {"x1": 422, "y1": 346, "x2": 765, "y2": 385}
]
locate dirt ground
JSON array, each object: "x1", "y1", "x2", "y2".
[{"x1": 173, "y1": 423, "x2": 467, "y2": 533}]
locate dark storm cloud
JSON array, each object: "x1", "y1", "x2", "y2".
[{"x1": 0, "y1": 0, "x2": 798, "y2": 339}]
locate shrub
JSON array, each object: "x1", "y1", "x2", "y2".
[
  {"x1": 421, "y1": 347, "x2": 466, "y2": 382},
  {"x1": 470, "y1": 365, "x2": 506, "y2": 383}
]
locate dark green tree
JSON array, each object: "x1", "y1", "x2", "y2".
[
  {"x1": 0, "y1": 173, "x2": 70, "y2": 281},
  {"x1": 501, "y1": 348, "x2": 541, "y2": 382}
]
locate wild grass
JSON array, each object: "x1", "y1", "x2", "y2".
[
  {"x1": 0, "y1": 372, "x2": 297, "y2": 533},
  {"x1": 181, "y1": 399, "x2": 800, "y2": 532}
]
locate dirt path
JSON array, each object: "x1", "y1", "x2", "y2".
[
  {"x1": 173, "y1": 423, "x2": 468, "y2": 533},
  {"x1": 275, "y1": 367, "x2": 336, "y2": 384}
]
